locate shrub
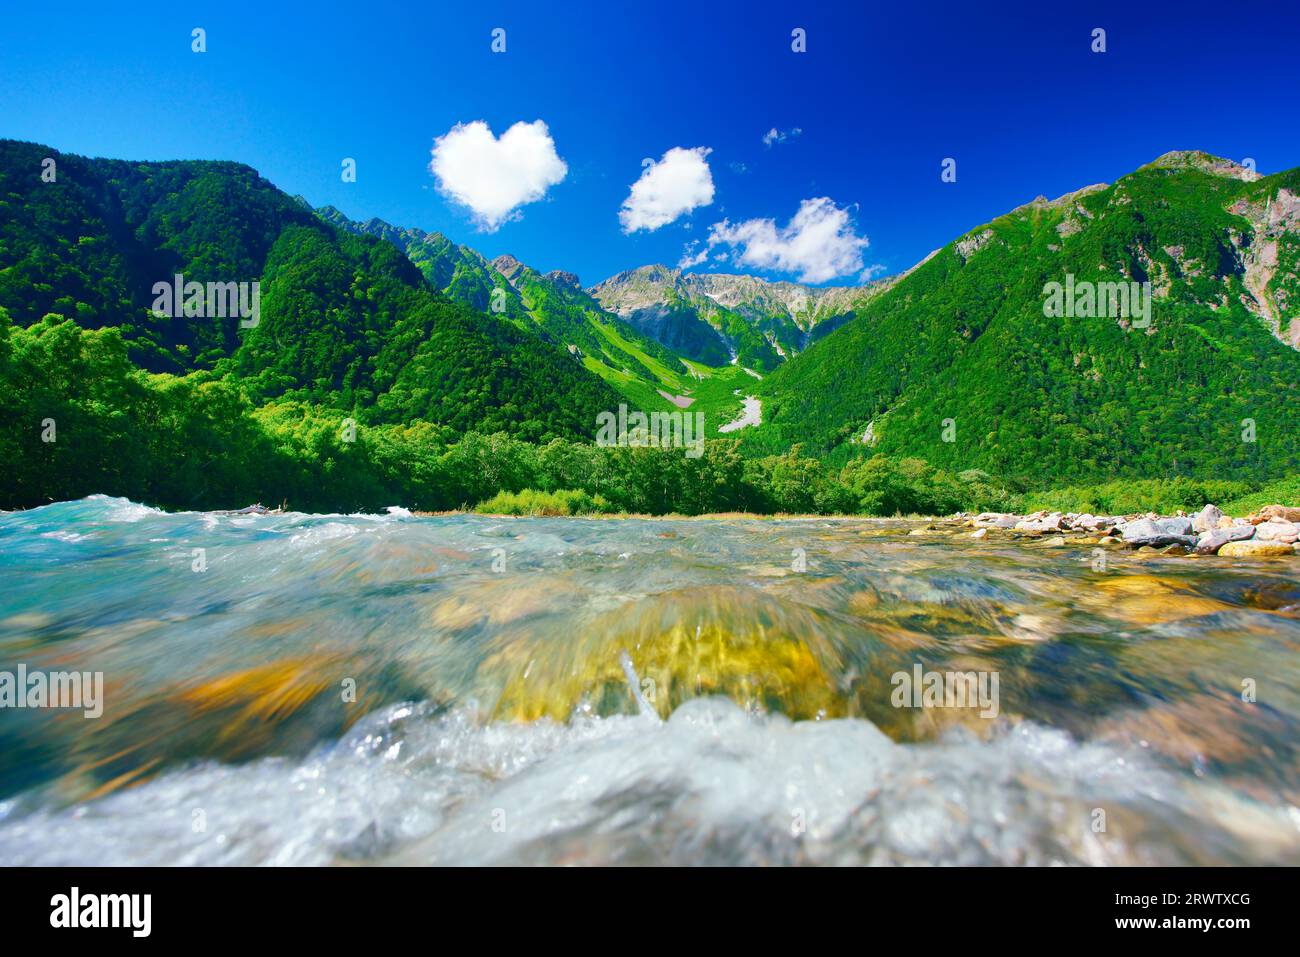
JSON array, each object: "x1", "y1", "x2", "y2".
[{"x1": 473, "y1": 488, "x2": 613, "y2": 516}]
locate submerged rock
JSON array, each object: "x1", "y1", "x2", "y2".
[{"x1": 1218, "y1": 540, "x2": 1296, "y2": 558}]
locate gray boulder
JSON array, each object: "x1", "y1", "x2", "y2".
[
  {"x1": 1255, "y1": 521, "x2": 1300, "y2": 543},
  {"x1": 1121, "y1": 518, "x2": 1196, "y2": 548},
  {"x1": 1156, "y1": 517, "x2": 1194, "y2": 536},
  {"x1": 1194, "y1": 525, "x2": 1255, "y2": 555},
  {"x1": 974, "y1": 512, "x2": 1020, "y2": 529},
  {"x1": 1192, "y1": 504, "x2": 1224, "y2": 534}
]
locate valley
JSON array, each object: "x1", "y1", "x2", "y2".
[{"x1": 1, "y1": 141, "x2": 1298, "y2": 516}]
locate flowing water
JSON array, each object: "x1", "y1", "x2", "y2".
[{"x1": 1, "y1": 496, "x2": 1299, "y2": 865}]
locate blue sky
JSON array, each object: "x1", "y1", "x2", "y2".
[{"x1": 3, "y1": 0, "x2": 1299, "y2": 287}]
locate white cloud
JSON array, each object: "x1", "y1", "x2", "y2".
[
  {"x1": 705, "y1": 197, "x2": 868, "y2": 283},
  {"x1": 429, "y1": 120, "x2": 567, "y2": 231},
  {"x1": 762, "y1": 127, "x2": 803, "y2": 148},
  {"x1": 678, "y1": 240, "x2": 708, "y2": 270},
  {"x1": 619, "y1": 146, "x2": 715, "y2": 233}
]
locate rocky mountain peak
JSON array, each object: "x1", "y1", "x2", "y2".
[
  {"x1": 491, "y1": 254, "x2": 525, "y2": 279},
  {"x1": 600, "y1": 264, "x2": 682, "y2": 286},
  {"x1": 1141, "y1": 150, "x2": 1259, "y2": 182},
  {"x1": 545, "y1": 269, "x2": 581, "y2": 289}
]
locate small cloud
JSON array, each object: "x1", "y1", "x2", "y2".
[
  {"x1": 859, "y1": 263, "x2": 888, "y2": 282},
  {"x1": 730, "y1": 161, "x2": 750, "y2": 174},
  {"x1": 429, "y1": 120, "x2": 568, "y2": 231},
  {"x1": 678, "y1": 240, "x2": 708, "y2": 270},
  {"x1": 705, "y1": 197, "x2": 868, "y2": 283},
  {"x1": 620, "y1": 146, "x2": 715, "y2": 233},
  {"x1": 762, "y1": 127, "x2": 803, "y2": 148}
]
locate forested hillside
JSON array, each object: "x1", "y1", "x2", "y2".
[
  {"x1": 754, "y1": 152, "x2": 1300, "y2": 485},
  {"x1": 0, "y1": 139, "x2": 619, "y2": 444},
  {"x1": 313, "y1": 206, "x2": 698, "y2": 410}
]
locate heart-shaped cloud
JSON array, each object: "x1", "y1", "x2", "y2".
[{"x1": 429, "y1": 120, "x2": 568, "y2": 231}]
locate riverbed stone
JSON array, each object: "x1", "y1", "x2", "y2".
[
  {"x1": 1254, "y1": 521, "x2": 1299, "y2": 543},
  {"x1": 1192, "y1": 504, "x2": 1223, "y2": 533},
  {"x1": 1253, "y1": 505, "x2": 1300, "y2": 524},
  {"x1": 974, "y1": 512, "x2": 1019, "y2": 528},
  {"x1": 1194, "y1": 525, "x2": 1255, "y2": 555},
  {"x1": 1121, "y1": 518, "x2": 1196, "y2": 548},
  {"x1": 1218, "y1": 540, "x2": 1296, "y2": 558},
  {"x1": 1074, "y1": 513, "x2": 1119, "y2": 532},
  {"x1": 1015, "y1": 513, "x2": 1063, "y2": 532}
]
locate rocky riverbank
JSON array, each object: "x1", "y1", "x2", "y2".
[{"x1": 946, "y1": 503, "x2": 1300, "y2": 557}]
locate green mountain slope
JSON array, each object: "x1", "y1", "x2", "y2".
[
  {"x1": 314, "y1": 205, "x2": 759, "y2": 430},
  {"x1": 0, "y1": 139, "x2": 619, "y2": 442},
  {"x1": 754, "y1": 151, "x2": 1300, "y2": 485},
  {"x1": 0, "y1": 139, "x2": 321, "y2": 370},
  {"x1": 315, "y1": 207, "x2": 690, "y2": 391}
]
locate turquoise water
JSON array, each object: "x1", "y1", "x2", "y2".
[{"x1": 1, "y1": 496, "x2": 1298, "y2": 865}]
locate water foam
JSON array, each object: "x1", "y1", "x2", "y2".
[{"x1": 1, "y1": 698, "x2": 1294, "y2": 866}]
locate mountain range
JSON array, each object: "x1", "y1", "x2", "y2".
[
  {"x1": 2, "y1": 138, "x2": 1298, "y2": 495},
  {"x1": 588, "y1": 264, "x2": 887, "y2": 370},
  {"x1": 313, "y1": 206, "x2": 885, "y2": 375}
]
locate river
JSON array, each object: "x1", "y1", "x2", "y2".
[{"x1": 1, "y1": 496, "x2": 1297, "y2": 865}]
